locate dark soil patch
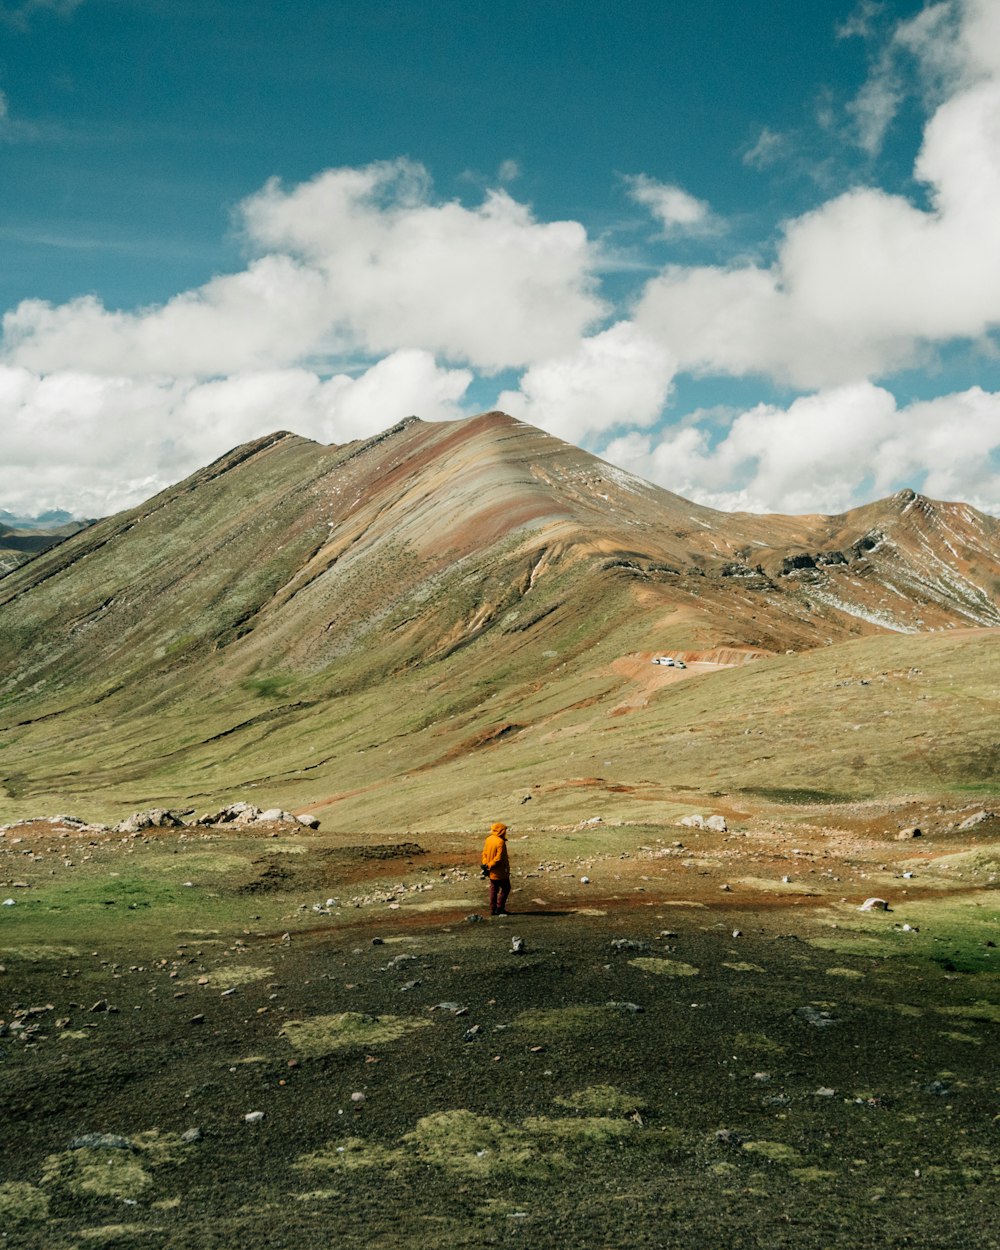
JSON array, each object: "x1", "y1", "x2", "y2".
[{"x1": 2, "y1": 903, "x2": 998, "y2": 1249}]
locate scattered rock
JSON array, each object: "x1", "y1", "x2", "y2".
[
  {"x1": 896, "y1": 827, "x2": 922, "y2": 840},
  {"x1": 814, "y1": 1086, "x2": 836, "y2": 1098},
  {"x1": 859, "y1": 897, "x2": 890, "y2": 911},
  {"x1": 580, "y1": 876, "x2": 591, "y2": 884},
  {"x1": 922, "y1": 1080, "x2": 952, "y2": 1097},
  {"x1": 794, "y1": 1005, "x2": 837, "y2": 1028},
  {"x1": 706, "y1": 815, "x2": 728, "y2": 832},
  {"x1": 606, "y1": 1001, "x2": 644, "y2": 1013},
  {"x1": 350, "y1": 1091, "x2": 366, "y2": 1105},
  {"x1": 297, "y1": 814, "x2": 321, "y2": 829},
  {"x1": 89, "y1": 999, "x2": 110, "y2": 1013},
  {"x1": 680, "y1": 815, "x2": 705, "y2": 829},
  {"x1": 463, "y1": 1024, "x2": 483, "y2": 1043},
  {"x1": 511, "y1": 936, "x2": 526, "y2": 954},
  {"x1": 258, "y1": 808, "x2": 297, "y2": 824},
  {"x1": 244, "y1": 1111, "x2": 265, "y2": 1124},
  {"x1": 466, "y1": 914, "x2": 483, "y2": 924},
  {"x1": 181, "y1": 1128, "x2": 202, "y2": 1144},
  {"x1": 610, "y1": 938, "x2": 649, "y2": 953},
  {"x1": 113, "y1": 808, "x2": 185, "y2": 834},
  {"x1": 958, "y1": 810, "x2": 992, "y2": 830},
  {"x1": 715, "y1": 1129, "x2": 744, "y2": 1148}
]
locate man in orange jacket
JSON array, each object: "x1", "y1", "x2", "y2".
[{"x1": 480, "y1": 821, "x2": 511, "y2": 915}]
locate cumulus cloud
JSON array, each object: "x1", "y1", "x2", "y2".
[
  {"x1": 623, "y1": 173, "x2": 715, "y2": 235},
  {"x1": 636, "y1": 41, "x2": 1000, "y2": 388},
  {"x1": 3, "y1": 159, "x2": 604, "y2": 377},
  {"x1": 496, "y1": 322, "x2": 675, "y2": 444},
  {"x1": 602, "y1": 382, "x2": 1000, "y2": 515},
  {"x1": 0, "y1": 352, "x2": 471, "y2": 516}
]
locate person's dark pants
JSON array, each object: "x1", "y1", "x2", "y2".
[{"x1": 489, "y1": 877, "x2": 511, "y2": 914}]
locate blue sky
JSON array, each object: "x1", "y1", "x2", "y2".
[{"x1": 2, "y1": 0, "x2": 999, "y2": 517}]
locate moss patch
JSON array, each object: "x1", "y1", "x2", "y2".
[
  {"x1": 293, "y1": 1136, "x2": 398, "y2": 1173},
  {"x1": 936, "y1": 1000, "x2": 1000, "y2": 1024},
  {"x1": 553, "y1": 1085, "x2": 646, "y2": 1115},
  {"x1": 196, "y1": 963, "x2": 273, "y2": 989},
  {"x1": 41, "y1": 1148, "x2": 154, "y2": 1200},
  {"x1": 281, "y1": 1011, "x2": 433, "y2": 1056},
  {"x1": 722, "y1": 961, "x2": 766, "y2": 974},
  {"x1": 404, "y1": 1110, "x2": 566, "y2": 1180},
  {"x1": 826, "y1": 967, "x2": 865, "y2": 979},
  {"x1": 40, "y1": 1130, "x2": 189, "y2": 1200},
  {"x1": 509, "y1": 1005, "x2": 615, "y2": 1040},
  {"x1": 629, "y1": 957, "x2": 699, "y2": 977},
  {"x1": 742, "y1": 1140, "x2": 803, "y2": 1165},
  {"x1": 0, "y1": 1180, "x2": 49, "y2": 1223}
]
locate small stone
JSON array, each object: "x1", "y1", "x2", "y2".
[
  {"x1": 463, "y1": 1024, "x2": 483, "y2": 1042},
  {"x1": 732, "y1": 929, "x2": 742, "y2": 938},
  {"x1": 190, "y1": 1014, "x2": 205, "y2": 1024},
  {"x1": 859, "y1": 897, "x2": 890, "y2": 911},
  {"x1": 794, "y1": 1005, "x2": 837, "y2": 1028},
  {"x1": 244, "y1": 1111, "x2": 265, "y2": 1124},
  {"x1": 715, "y1": 1129, "x2": 743, "y2": 1148},
  {"x1": 814, "y1": 1086, "x2": 836, "y2": 1097},
  {"x1": 580, "y1": 876, "x2": 590, "y2": 884},
  {"x1": 181, "y1": 1127, "x2": 202, "y2": 1144},
  {"x1": 606, "y1": 1001, "x2": 644, "y2": 1013},
  {"x1": 371, "y1": 937, "x2": 384, "y2": 946},
  {"x1": 350, "y1": 1091, "x2": 366, "y2": 1105},
  {"x1": 896, "y1": 827, "x2": 922, "y2": 840},
  {"x1": 89, "y1": 998, "x2": 110, "y2": 1013},
  {"x1": 511, "y1": 936, "x2": 526, "y2": 954},
  {"x1": 720, "y1": 884, "x2": 731, "y2": 892}
]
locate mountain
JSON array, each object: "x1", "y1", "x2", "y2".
[
  {"x1": 0, "y1": 411, "x2": 998, "y2": 825},
  {"x1": 0, "y1": 515, "x2": 95, "y2": 576}
]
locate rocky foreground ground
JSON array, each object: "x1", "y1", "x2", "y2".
[{"x1": 0, "y1": 801, "x2": 997, "y2": 1249}]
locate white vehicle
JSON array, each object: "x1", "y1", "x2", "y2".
[
  {"x1": 675, "y1": 659, "x2": 687, "y2": 669},
  {"x1": 652, "y1": 656, "x2": 675, "y2": 666}
]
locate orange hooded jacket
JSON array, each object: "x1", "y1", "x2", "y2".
[{"x1": 481, "y1": 822, "x2": 510, "y2": 881}]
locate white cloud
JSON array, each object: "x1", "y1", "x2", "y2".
[
  {"x1": 0, "y1": 353, "x2": 471, "y2": 516},
  {"x1": 623, "y1": 173, "x2": 714, "y2": 235},
  {"x1": 240, "y1": 160, "x2": 603, "y2": 371},
  {"x1": 602, "y1": 382, "x2": 1000, "y2": 515},
  {"x1": 635, "y1": 58, "x2": 1000, "y2": 388},
  {"x1": 3, "y1": 159, "x2": 604, "y2": 377},
  {"x1": 496, "y1": 322, "x2": 675, "y2": 444},
  {"x1": 742, "y1": 126, "x2": 788, "y2": 170}
]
